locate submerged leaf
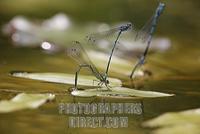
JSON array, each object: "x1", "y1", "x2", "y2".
[
  {"x1": 0, "y1": 93, "x2": 55, "y2": 113},
  {"x1": 143, "y1": 108, "x2": 200, "y2": 134},
  {"x1": 71, "y1": 87, "x2": 174, "y2": 98},
  {"x1": 11, "y1": 72, "x2": 122, "y2": 87}
]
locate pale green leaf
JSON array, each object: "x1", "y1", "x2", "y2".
[
  {"x1": 11, "y1": 72, "x2": 122, "y2": 87},
  {"x1": 143, "y1": 108, "x2": 200, "y2": 134},
  {"x1": 71, "y1": 87, "x2": 174, "y2": 98},
  {"x1": 0, "y1": 93, "x2": 55, "y2": 113}
]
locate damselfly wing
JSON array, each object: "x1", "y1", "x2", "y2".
[{"x1": 67, "y1": 41, "x2": 105, "y2": 86}]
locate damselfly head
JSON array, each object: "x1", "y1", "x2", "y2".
[
  {"x1": 127, "y1": 23, "x2": 132, "y2": 28},
  {"x1": 159, "y1": 2, "x2": 165, "y2": 8},
  {"x1": 66, "y1": 41, "x2": 81, "y2": 57},
  {"x1": 157, "y1": 2, "x2": 165, "y2": 15},
  {"x1": 120, "y1": 23, "x2": 132, "y2": 32},
  {"x1": 127, "y1": 23, "x2": 132, "y2": 30}
]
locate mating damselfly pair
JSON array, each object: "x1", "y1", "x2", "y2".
[{"x1": 66, "y1": 2, "x2": 165, "y2": 91}]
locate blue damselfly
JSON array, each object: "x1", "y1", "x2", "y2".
[{"x1": 130, "y1": 2, "x2": 166, "y2": 78}]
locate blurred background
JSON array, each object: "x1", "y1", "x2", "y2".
[{"x1": 0, "y1": 0, "x2": 199, "y2": 44}]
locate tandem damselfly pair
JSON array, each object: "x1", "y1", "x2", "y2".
[{"x1": 67, "y1": 2, "x2": 165, "y2": 90}]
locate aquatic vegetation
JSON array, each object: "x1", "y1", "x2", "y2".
[
  {"x1": 71, "y1": 87, "x2": 174, "y2": 98},
  {"x1": 0, "y1": 93, "x2": 55, "y2": 113},
  {"x1": 11, "y1": 71, "x2": 122, "y2": 87},
  {"x1": 10, "y1": 71, "x2": 174, "y2": 98},
  {"x1": 143, "y1": 108, "x2": 200, "y2": 134}
]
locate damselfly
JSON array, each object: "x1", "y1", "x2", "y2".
[
  {"x1": 130, "y1": 2, "x2": 166, "y2": 79},
  {"x1": 86, "y1": 23, "x2": 132, "y2": 80},
  {"x1": 67, "y1": 41, "x2": 109, "y2": 90}
]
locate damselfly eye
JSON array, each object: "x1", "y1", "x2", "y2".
[{"x1": 127, "y1": 23, "x2": 132, "y2": 29}]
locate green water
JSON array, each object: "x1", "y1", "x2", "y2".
[{"x1": 1, "y1": 37, "x2": 200, "y2": 134}]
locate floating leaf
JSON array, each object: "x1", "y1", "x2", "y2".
[
  {"x1": 11, "y1": 72, "x2": 122, "y2": 87},
  {"x1": 0, "y1": 93, "x2": 55, "y2": 113},
  {"x1": 71, "y1": 87, "x2": 174, "y2": 98},
  {"x1": 143, "y1": 108, "x2": 200, "y2": 134}
]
